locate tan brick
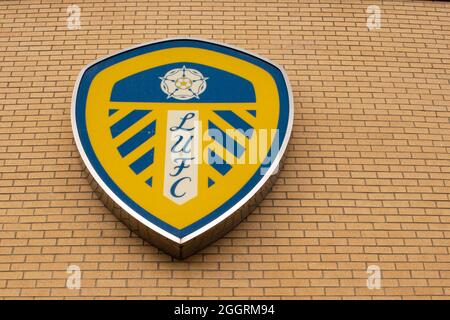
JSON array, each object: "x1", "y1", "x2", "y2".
[{"x1": 1, "y1": 0, "x2": 450, "y2": 300}]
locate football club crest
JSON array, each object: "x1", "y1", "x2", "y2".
[{"x1": 71, "y1": 38, "x2": 293, "y2": 258}]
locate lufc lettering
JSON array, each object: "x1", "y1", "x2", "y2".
[
  {"x1": 164, "y1": 111, "x2": 198, "y2": 204},
  {"x1": 169, "y1": 112, "x2": 195, "y2": 198}
]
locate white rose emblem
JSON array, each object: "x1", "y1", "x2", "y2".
[{"x1": 159, "y1": 66, "x2": 208, "y2": 100}]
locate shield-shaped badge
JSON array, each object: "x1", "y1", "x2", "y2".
[{"x1": 72, "y1": 38, "x2": 293, "y2": 258}]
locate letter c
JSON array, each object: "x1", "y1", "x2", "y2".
[{"x1": 170, "y1": 176, "x2": 192, "y2": 198}]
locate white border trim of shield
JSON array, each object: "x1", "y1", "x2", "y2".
[{"x1": 71, "y1": 37, "x2": 294, "y2": 245}]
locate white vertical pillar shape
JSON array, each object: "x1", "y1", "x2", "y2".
[{"x1": 163, "y1": 110, "x2": 199, "y2": 204}]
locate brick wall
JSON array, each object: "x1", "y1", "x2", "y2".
[{"x1": 1, "y1": 0, "x2": 450, "y2": 299}]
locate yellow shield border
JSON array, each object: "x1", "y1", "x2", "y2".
[{"x1": 71, "y1": 38, "x2": 293, "y2": 257}]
